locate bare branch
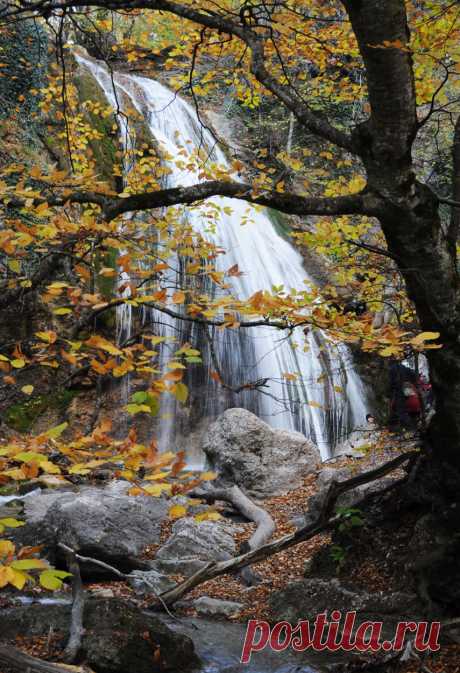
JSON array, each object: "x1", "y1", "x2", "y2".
[{"x1": 62, "y1": 547, "x2": 85, "y2": 663}]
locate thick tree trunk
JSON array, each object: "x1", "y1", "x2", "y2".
[
  {"x1": 379, "y1": 194, "x2": 460, "y2": 473},
  {"x1": 342, "y1": 0, "x2": 460, "y2": 473}
]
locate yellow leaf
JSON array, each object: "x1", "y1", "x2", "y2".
[
  {"x1": 8, "y1": 259, "x2": 21, "y2": 273},
  {"x1": 0, "y1": 565, "x2": 16, "y2": 588},
  {"x1": 410, "y1": 331, "x2": 441, "y2": 346},
  {"x1": 129, "y1": 486, "x2": 147, "y2": 496},
  {"x1": 168, "y1": 504, "x2": 187, "y2": 519},
  {"x1": 0, "y1": 540, "x2": 15, "y2": 558},
  {"x1": 144, "y1": 471, "x2": 171, "y2": 481},
  {"x1": 11, "y1": 359, "x2": 26, "y2": 369},
  {"x1": 173, "y1": 382, "x2": 189, "y2": 403},
  {"x1": 172, "y1": 291, "x2": 186, "y2": 304},
  {"x1": 86, "y1": 335, "x2": 122, "y2": 356},
  {"x1": 8, "y1": 568, "x2": 28, "y2": 590},
  {"x1": 1, "y1": 468, "x2": 27, "y2": 481},
  {"x1": 53, "y1": 307, "x2": 72, "y2": 316},
  {"x1": 40, "y1": 461, "x2": 61, "y2": 475},
  {"x1": 21, "y1": 385, "x2": 34, "y2": 395},
  {"x1": 143, "y1": 483, "x2": 172, "y2": 496},
  {"x1": 200, "y1": 471, "x2": 217, "y2": 481},
  {"x1": 195, "y1": 511, "x2": 222, "y2": 522}
]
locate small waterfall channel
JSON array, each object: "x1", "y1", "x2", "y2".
[{"x1": 75, "y1": 53, "x2": 368, "y2": 459}]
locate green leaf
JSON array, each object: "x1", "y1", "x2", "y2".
[
  {"x1": 173, "y1": 383, "x2": 189, "y2": 404},
  {"x1": 10, "y1": 559, "x2": 49, "y2": 570},
  {"x1": 131, "y1": 391, "x2": 148, "y2": 404},
  {"x1": 126, "y1": 403, "x2": 151, "y2": 414},
  {"x1": 39, "y1": 569, "x2": 71, "y2": 590},
  {"x1": 14, "y1": 451, "x2": 46, "y2": 463},
  {"x1": 146, "y1": 394, "x2": 160, "y2": 416}
]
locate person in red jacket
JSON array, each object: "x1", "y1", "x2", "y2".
[{"x1": 403, "y1": 381, "x2": 422, "y2": 426}]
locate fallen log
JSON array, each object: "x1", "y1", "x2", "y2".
[{"x1": 0, "y1": 647, "x2": 94, "y2": 673}]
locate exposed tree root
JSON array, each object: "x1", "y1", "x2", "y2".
[{"x1": 190, "y1": 483, "x2": 276, "y2": 585}]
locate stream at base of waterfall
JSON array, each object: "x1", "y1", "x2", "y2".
[{"x1": 75, "y1": 51, "x2": 369, "y2": 463}]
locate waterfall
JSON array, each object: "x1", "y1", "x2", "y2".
[{"x1": 75, "y1": 53, "x2": 369, "y2": 460}]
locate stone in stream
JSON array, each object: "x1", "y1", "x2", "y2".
[
  {"x1": 151, "y1": 517, "x2": 237, "y2": 576},
  {"x1": 15, "y1": 482, "x2": 169, "y2": 572},
  {"x1": 0, "y1": 597, "x2": 199, "y2": 673},
  {"x1": 202, "y1": 408, "x2": 319, "y2": 497},
  {"x1": 193, "y1": 596, "x2": 244, "y2": 618}
]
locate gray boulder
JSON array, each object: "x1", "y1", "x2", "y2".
[
  {"x1": 128, "y1": 568, "x2": 177, "y2": 595},
  {"x1": 202, "y1": 408, "x2": 318, "y2": 496},
  {"x1": 193, "y1": 596, "x2": 244, "y2": 618},
  {"x1": 296, "y1": 466, "x2": 396, "y2": 528},
  {"x1": 152, "y1": 517, "x2": 236, "y2": 576},
  {"x1": 19, "y1": 484, "x2": 168, "y2": 570},
  {"x1": 334, "y1": 428, "x2": 380, "y2": 458}
]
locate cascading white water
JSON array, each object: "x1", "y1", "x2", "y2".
[{"x1": 76, "y1": 53, "x2": 369, "y2": 459}]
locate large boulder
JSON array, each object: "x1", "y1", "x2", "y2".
[
  {"x1": 152, "y1": 517, "x2": 236, "y2": 576},
  {"x1": 299, "y1": 466, "x2": 397, "y2": 528},
  {"x1": 202, "y1": 408, "x2": 318, "y2": 496},
  {"x1": 17, "y1": 483, "x2": 168, "y2": 571},
  {"x1": 270, "y1": 578, "x2": 422, "y2": 641},
  {"x1": 0, "y1": 598, "x2": 199, "y2": 673}
]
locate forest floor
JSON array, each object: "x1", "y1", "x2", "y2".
[
  {"x1": 1, "y1": 448, "x2": 459, "y2": 673},
  {"x1": 85, "y1": 447, "x2": 460, "y2": 673}
]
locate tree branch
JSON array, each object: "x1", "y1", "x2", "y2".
[
  {"x1": 62, "y1": 547, "x2": 85, "y2": 664},
  {"x1": 101, "y1": 181, "x2": 375, "y2": 220}
]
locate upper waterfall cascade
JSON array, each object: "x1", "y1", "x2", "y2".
[{"x1": 76, "y1": 53, "x2": 369, "y2": 460}]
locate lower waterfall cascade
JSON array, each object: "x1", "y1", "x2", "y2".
[{"x1": 75, "y1": 51, "x2": 369, "y2": 460}]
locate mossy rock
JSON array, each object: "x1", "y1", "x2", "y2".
[
  {"x1": 74, "y1": 68, "x2": 119, "y2": 186},
  {"x1": 0, "y1": 20, "x2": 47, "y2": 120},
  {"x1": 5, "y1": 389, "x2": 77, "y2": 434},
  {"x1": 267, "y1": 207, "x2": 292, "y2": 239}
]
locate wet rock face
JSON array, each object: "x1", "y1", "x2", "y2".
[
  {"x1": 0, "y1": 598, "x2": 199, "y2": 673},
  {"x1": 83, "y1": 598, "x2": 199, "y2": 673},
  {"x1": 18, "y1": 484, "x2": 168, "y2": 571},
  {"x1": 202, "y1": 408, "x2": 319, "y2": 497},
  {"x1": 270, "y1": 578, "x2": 421, "y2": 633}
]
